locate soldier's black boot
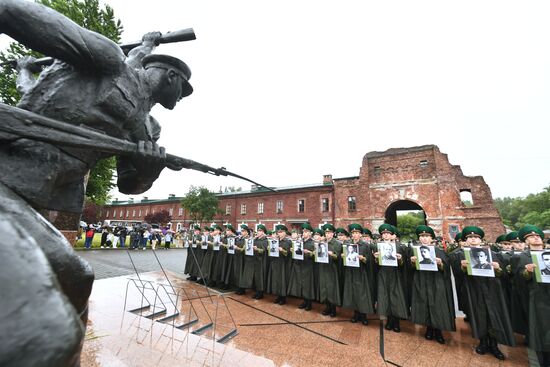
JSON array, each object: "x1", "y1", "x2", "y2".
[
  {"x1": 361, "y1": 313, "x2": 368, "y2": 326},
  {"x1": 298, "y1": 299, "x2": 307, "y2": 309},
  {"x1": 434, "y1": 329, "x2": 445, "y2": 344},
  {"x1": 475, "y1": 337, "x2": 488, "y2": 355},
  {"x1": 385, "y1": 317, "x2": 393, "y2": 330},
  {"x1": 256, "y1": 291, "x2": 264, "y2": 300},
  {"x1": 305, "y1": 299, "x2": 312, "y2": 311},
  {"x1": 488, "y1": 337, "x2": 505, "y2": 360},
  {"x1": 424, "y1": 326, "x2": 434, "y2": 340},
  {"x1": 351, "y1": 310, "x2": 360, "y2": 323},
  {"x1": 236, "y1": 288, "x2": 245, "y2": 295},
  {"x1": 392, "y1": 317, "x2": 401, "y2": 333},
  {"x1": 274, "y1": 296, "x2": 281, "y2": 304},
  {"x1": 278, "y1": 296, "x2": 286, "y2": 305},
  {"x1": 322, "y1": 303, "x2": 331, "y2": 316},
  {"x1": 329, "y1": 305, "x2": 337, "y2": 317}
]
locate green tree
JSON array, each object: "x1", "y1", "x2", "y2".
[
  {"x1": 494, "y1": 185, "x2": 550, "y2": 230},
  {"x1": 396, "y1": 211, "x2": 425, "y2": 241},
  {"x1": 181, "y1": 186, "x2": 222, "y2": 223},
  {"x1": 144, "y1": 210, "x2": 172, "y2": 226},
  {"x1": 0, "y1": 0, "x2": 123, "y2": 205}
]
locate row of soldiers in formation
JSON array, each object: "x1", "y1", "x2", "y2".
[{"x1": 182, "y1": 221, "x2": 549, "y2": 366}]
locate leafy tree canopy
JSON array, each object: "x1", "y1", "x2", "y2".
[
  {"x1": 181, "y1": 186, "x2": 222, "y2": 224},
  {"x1": 396, "y1": 211, "x2": 425, "y2": 241},
  {"x1": 494, "y1": 185, "x2": 550, "y2": 230},
  {"x1": 144, "y1": 210, "x2": 172, "y2": 226}
]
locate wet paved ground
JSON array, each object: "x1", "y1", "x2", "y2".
[
  {"x1": 78, "y1": 248, "x2": 187, "y2": 279},
  {"x1": 80, "y1": 266, "x2": 531, "y2": 367}
]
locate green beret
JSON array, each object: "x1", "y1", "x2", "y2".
[
  {"x1": 322, "y1": 223, "x2": 336, "y2": 232},
  {"x1": 378, "y1": 223, "x2": 395, "y2": 235},
  {"x1": 301, "y1": 222, "x2": 314, "y2": 232},
  {"x1": 212, "y1": 224, "x2": 223, "y2": 231},
  {"x1": 275, "y1": 224, "x2": 289, "y2": 232},
  {"x1": 415, "y1": 225, "x2": 435, "y2": 238},
  {"x1": 495, "y1": 234, "x2": 507, "y2": 243},
  {"x1": 362, "y1": 228, "x2": 373, "y2": 236},
  {"x1": 225, "y1": 224, "x2": 235, "y2": 232},
  {"x1": 266, "y1": 230, "x2": 273, "y2": 235},
  {"x1": 461, "y1": 226, "x2": 484, "y2": 239},
  {"x1": 518, "y1": 225, "x2": 544, "y2": 242},
  {"x1": 348, "y1": 223, "x2": 363, "y2": 233},
  {"x1": 203, "y1": 226, "x2": 211, "y2": 231},
  {"x1": 257, "y1": 224, "x2": 267, "y2": 233},
  {"x1": 192, "y1": 225, "x2": 200, "y2": 230},
  {"x1": 505, "y1": 231, "x2": 520, "y2": 242},
  {"x1": 454, "y1": 232, "x2": 462, "y2": 242},
  {"x1": 240, "y1": 224, "x2": 250, "y2": 233},
  {"x1": 335, "y1": 227, "x2": 350, "y2": 237},
  {"x1": 312, "y1": 228, "x2": 325, "y2": 236}
]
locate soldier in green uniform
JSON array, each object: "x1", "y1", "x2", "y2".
[
  {"x1": 185, "y1": 225, "x2": 201, "y2": 281},
  {"x1": 453, "y1": 226, "x2": 514, "y2": 360},
  {"x1": 220, "y1": 224, "x2": 237, "y2": 290},
  {"x1": 208, "y1": 224, "x2": 224, "y2": 287},
  {"x1": 336, "y1": 227, "x2": 350, "y2": 297},
  {"x1": 240, "y1": 224, "x2": 268, "y2": 299},
  {"x1": 318, "y1": 224, "x2": 342, "y2": 317},
  {"x1": 200, "y1": 226, "x2": 216, "y2": 286},
  {"x1": 517, "y1": 225, "x2": 549, "y2": 367},
  {"x1": 312, "y1": 227, "x2": 324, "y2": 304},
  {"x1": 288, "y1": 223, "x2": 316, "y2": 311},
  {"x1": 375, "y1": 223, "x2": 408, "y2": 332},
  {"x1": 494, "y1": 234, "x2": 513, "y2": 322},
  {"x1": 267, "y1": 224, "x2": 292, "y2": 305},
  {"x1": 505, "y1": 230, "x2": 529, "y2": 337},
  {"x1": 234, "y1": 225, "x2": 250, "y2": 295},
  {"x1": 410, "y1": 225, "x2": 456, "y2": 344},
  {"x1": 342, "y1": 223, "x2": 375, "y2": 324}
]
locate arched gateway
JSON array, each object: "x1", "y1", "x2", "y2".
[{"x1": 333, "y1": 145, "x2": 504, "y2": 241}]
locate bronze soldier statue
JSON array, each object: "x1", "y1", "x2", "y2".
[{"x1": 0, "y1": 1, "x2": 193, "y2": 366}]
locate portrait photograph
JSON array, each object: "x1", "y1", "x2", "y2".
[
  {"x1": 377, "y1": 242, "x2": 398, "y2": 267},
  {"x1": 201, "y1": 235, "x2": 208, "y2": 250},
  {"x1": 227, "y1": 237, "x2": 235, "y2": 254},
  {"x1": 269, "y1": 238, "x2": 280, "y2": 257},
  {"x1": 292, "y1": 240, "x2": 304, "y2": 260},
  {"x1": 531, "y1": 251, "x2": 550, "y2": 284},
  {"x1": 465, "y1": 247, "x2": 495, "y2": 277},
  {"x1": 184, "y1": 239, "x2": 190, "y2": 248},
  {"x1": 213, "y1": 235, "x2": 221, "y2": 251},
  {"x1": 315, "y1": 241, "x2": 329, "y2": 263},
  {"x1": 413, "y1": 245, "x2": 438, "y2": 271},
  {"x1": 245, "y1": 238, "x2": 254, "y2": 256},
  {"x1": 344, "y1": 243, "x2": 360, "y2": 268}
]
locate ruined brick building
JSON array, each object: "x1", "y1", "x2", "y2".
[{"x1": 101, "y1": 145, "x2": 505, "y2": 241}]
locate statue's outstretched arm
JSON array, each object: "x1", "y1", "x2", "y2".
[
  {"x1": 125, "y1": 32, "x2": 162, "y2": 70},
  {"x1": 0, "y1": 0, "x2": 124, "y2": 74}
]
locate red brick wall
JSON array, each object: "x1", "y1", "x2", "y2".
[{"x1": 99, "y1": 145, "x2": 504, "y2": 240}]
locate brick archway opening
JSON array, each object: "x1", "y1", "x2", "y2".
[{"x1": 384, "y1": 200, "x2": 426, "y2": 227}]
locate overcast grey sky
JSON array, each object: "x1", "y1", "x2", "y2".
[{"x1": 4, "y1": 0, "x2": 550, "y2": 200}]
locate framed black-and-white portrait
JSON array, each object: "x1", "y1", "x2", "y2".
[
  {"x1": 531, "y1": 251, "x2": 550, "y2": 284},
  {"x1": 413, "y1": 245, "x2": 437, "y2": 271},
  {"x1": 269, "y1": 238, "x2": 280, "y2": 257},
  {"x1": 465, "y1": 247, "x2": 495, "y2": 277},
  {"x1": 201, "y1": 235, "x2": 208, "y2": 250},
  {"x1": 292, "y1": 240, "x2": 304, "y2": 260},
  {"x1": 315, "y1": 241, "x2": 329, "y2": 263},
  {"x1": 344, "y1": 243, "x2": 359, "y2": 267},
  {"x1": 245, "y1": 238, "x2": 254, "y2": 256},
  {"x1": 213, "y1": 235, "x2": 221, "y2": 251},
  {"x1": 227, "y1": 237, "x2": 235, "y2": 254},
  {"x1": 378, "y1": 242, "x2": 397, "y2": 267}
]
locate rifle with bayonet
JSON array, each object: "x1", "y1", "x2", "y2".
[{"x1": 0, "y1": 103, "x2": 276, "y2": 192}]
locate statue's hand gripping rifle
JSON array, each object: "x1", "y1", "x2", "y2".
[
  {"x1": 0, "y1": 103, "x2": 276, "y2": 192},
  {"x1": 1, "y1": 28, "x2": 197, "y2": 69}
]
